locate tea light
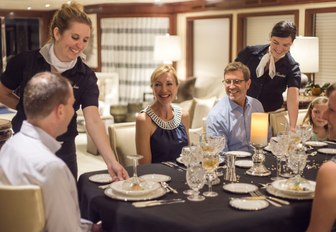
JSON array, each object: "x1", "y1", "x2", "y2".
[{"x1": 250, "y1": 112, "x2": 268, "y2": 146}]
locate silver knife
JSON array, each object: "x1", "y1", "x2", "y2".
[
  {"x1": 132, "y1": 199, "x2": 185, "y2": 208},
  {"x1": 237, "y1": 196, "x2": 290, "y2": 205}
]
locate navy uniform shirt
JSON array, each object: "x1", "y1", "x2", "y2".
[
  {"x1": 0, "y1": 49, "x2": 99, "y2": 142},
  {"x1": 235, "y1": 44, "x2": 301, "y2": 112}
]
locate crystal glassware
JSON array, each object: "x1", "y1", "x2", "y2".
[
  {"x1": 122, "y1": 154, "x2": 148, "y2": 191},
  {"x1": 269, "y1": 138, "x2": 284, "y2": 181},
  {"x1": 186, "y1": 164, "x2": 206, "y2": 201},
  {"x1": 181, "y1": 146, "x2": 198, "y2": 195}
]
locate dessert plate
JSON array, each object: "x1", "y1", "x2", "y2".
[
  {"x1": 229, "y1": 198, "x2": 269, "y2": 211},
  {"x1": 225, "y1": 151, "x2": 252, "y2": 158},
  {"x1": 110, "y1": 180, "x2": 160, "y2": 197},
  {"x1": 318, "y1": 148, "x2": 336, "y2": 155},
  {"x1": 140, "y1": 174, "x2": 171, "y2": 183},
  {"x1": 104, "y1": 187, "x2": 166, "y2": 201},
  {"x1": 223, "y1": 183, "x2": 258, "y2": 194},
  {"x1": 266, "y1": 185, "x2": 314, "y2": 200},
  {"x1": 88, "y1": 173, "x2": 113, "y2": 184},
  {"x1": 235, "y1": 159, "x2": 253, "y2": 168},
  {"x1": 305, "y1": 141, "x2": 328, "y2": 147},
  {"x1": 271, "y1": 179, "x2": 316, "y2": 196}
]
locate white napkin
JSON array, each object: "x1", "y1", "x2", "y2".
[{"x1": 256, "y1": 47, "x2": 276, "y2": 79}]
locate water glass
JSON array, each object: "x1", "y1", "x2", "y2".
[{"x1": 186, "y1": 165, "x2": 206, "y2": 201}]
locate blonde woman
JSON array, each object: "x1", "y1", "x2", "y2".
[
  {"x1": 302, "y1": 96, "x2": 328, "y2": 141},
  {"x1": 136, "y1": 65, "x2": 189, "y2": 164}
]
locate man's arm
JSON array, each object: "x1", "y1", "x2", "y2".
[{"x1": 286, "y1": 87, "x2": 299, "y2": 130}]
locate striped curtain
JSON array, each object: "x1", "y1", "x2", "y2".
[{"x1": 101, "y1": 17, "x2": 169, "y2": 103}]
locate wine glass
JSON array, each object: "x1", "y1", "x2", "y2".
[
  {"x1": 181, "y1": 146, "x2": 198, "y2": 195},
  {"x1": 285, "y1": 147, "x2": 310, "y2": 189},
  {"x1": 269, "y1": 138, "x2": 284, "y2": 181},
  {"x1": 200, "y1": 136, "x2": 220, "y2": 197},
  {"x1": 296, "y1": 124, "x2": 313, "y2": 145},
  {"x1": 122, "y1": 154, "x2": 147, "y2": 191},
  {"x1": 186, "y1": 164, "x2": 206, "y2": 201}
]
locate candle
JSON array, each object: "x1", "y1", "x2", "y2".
[{"x1": 250, "y1": 112, "x2": 269, "y2": 146}]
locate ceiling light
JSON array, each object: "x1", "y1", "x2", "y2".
[
  {"x1": 45, "y1": 4, "x2": 50, "y2": 8},
  {"x1": 27, "y1": 6, "x2": 32, "y2": 10}
]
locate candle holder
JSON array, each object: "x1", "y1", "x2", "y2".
[{"x1": 246, "y1": 143, "x2": 271, "y2": 177}]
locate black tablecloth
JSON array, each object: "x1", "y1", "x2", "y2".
[{"x1": 78, "y1": 146, "x2": 336, "y2": 232}]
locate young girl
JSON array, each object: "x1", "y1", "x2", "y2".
[{"x1": 302, "y1": 96, "x2": 328, "y2": 141}]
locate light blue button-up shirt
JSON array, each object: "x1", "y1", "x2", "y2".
[{"x1": 206, "y1": 96, "x2": 265, "y2": 152}]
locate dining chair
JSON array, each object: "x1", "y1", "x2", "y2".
[
  {"x1": 269, "y1": 108, "x2": 288, "y2": 136},
  {"x1": 108, "y1": 122, "x2": 136, "y2": 167},
  {"x1": 0, "y1": 184, "x2": 45, "y2": 232}
]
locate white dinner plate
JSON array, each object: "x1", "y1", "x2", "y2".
[
  {"x1": 305, "y1": 141, "x2": 328, "y2": 147},
  {"x1": 235, "y1": 160, "x2": 253, "y2": 168},
  {"x1": 176, "y1": 156, "x2": 224, "y2": 165},
  {"x1": 318, "y1": 148, "x2": 336, "y2": 155},
  {"x1": 271, "y1": 179, "x2": 316, "y2": 196},
  {"x1": 266, "y1": 185, "x2": 314, "y2": 200},
  {"x1": 110, "y1": 180, "x2": 161, "y2": 197},
  {"x1": 88, "y1": 173, "x2": 113, "y2": 184},
  {"x1": 225, "y1": 151, "x2": 252, "y2": 158},
  {"x1": 104, "y1": 187, "x2": 166, "y2": 201},
  {"x1": 229, "y1": 198, "x2": 269, "y2": 211},
  {"x1": 223, "y1": 183, "x2": 258, "y2": 194},
  {"x1": 140, "y1": 174, "x2": 171, "y2": 183}
]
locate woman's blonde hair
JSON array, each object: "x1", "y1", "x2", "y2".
[
  {"x1": 150, "y1": 65, "x2": 179, "y2": 88},
  {"x1": 49, "y1": 1, "x2": 92, "y2": 41},
  {"x1": 302, "y1": 96, "x2": 328, "y2": 127}
]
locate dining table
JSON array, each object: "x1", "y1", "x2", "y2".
[{"x1": 78, "y1": 142, "x2": 336, "y2": 232}]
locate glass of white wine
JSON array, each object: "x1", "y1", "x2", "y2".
[
  {"x1": 200, "y1": 137, "x2": 220, "y2": 197},
  {"x1": 186, "y1": 164, "x2": 206, "y2": 201}
]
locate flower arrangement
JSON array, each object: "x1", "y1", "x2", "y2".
[{"x1": 304, "y1": 82, "x2": 330, "y2": 96}]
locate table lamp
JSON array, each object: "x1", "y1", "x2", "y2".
[
  {"x1": 153, "y1": 34, "x2": 181, "y2": 64},
  {"x1": 290, "y1": 36, "x2": 319, "y2": 84},
  {"x1": 246, "y1": 112, "x2": 271, "y2": 176}
]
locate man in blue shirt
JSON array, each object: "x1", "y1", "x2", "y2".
[{"x1": 206, "y1": 62, "x2": 265, "y2": 152}]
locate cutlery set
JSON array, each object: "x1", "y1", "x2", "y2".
[
  {"x1": 249, "y1": 190, "x2": 289, "y2": 207},
  {"x1": 162, "y1": 161, "x2": 186, "y2": 171},
  {"x1": 161, "y1": 181, "x2": 178, "y2": 194},
  {"x1": 132, "y1": 198, "x2": 185, "y2": 208}
]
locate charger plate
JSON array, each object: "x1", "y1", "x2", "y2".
[
  {"x1": 104, "y1": 187, "x2": 166, "y2": 201},
  {"x1": 230, "y1": 198, "x2": 269, "y2": 211},
  {"x1": 271, "y1": 179, "x2": 315, "y2": 196},
  {"x1": 266, "y1": 185, "x2": 314, "y2": 200}
]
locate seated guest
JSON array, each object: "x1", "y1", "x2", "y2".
[
  {"x1": 136, "y1": 64, "x2": 189, "y2": 164},
  {"x1": 306, "y1": 83, "x2": 336, "y2": 232},
  {"x1": 0, "y1": 72, "x2": 101, "y2": 232},
  {"x1": 206, "y1": 62, "x2": 265, "y2": 152},
  {"x1": 302, "y1": 96, "x2": 328, "y2": 141}
]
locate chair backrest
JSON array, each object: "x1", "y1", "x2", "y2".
[
  {"x1": 108, "y1": 122, "x2": 136, "y2": 167},
  {"x1": 0, "y1": 185, "x2": 45, "y2": 232},
  {"x1": 269, "y1": 108, "x2": 289, "y2": 136}
]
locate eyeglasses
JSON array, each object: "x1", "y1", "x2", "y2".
[{"x1": 222, "y1": 79, "x2": 246, "y2": 85}]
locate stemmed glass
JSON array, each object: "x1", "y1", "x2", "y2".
[
  {"x1": 269, "y1": 138, "x2": 284, "y2": 181},
  {"x1": 122, "y1": 154, "x2": 147, "y2": 191},
  {"x1": 200, "y1": 135, "x2": 220, "y2": 197},
  {"x1": 296, "y1": 124, "x2": 313, "y2": 146},
  {"x1": 181, "y1": 146, "x2": 199, "y2": 195},
  {"x1": 186, "y1": 164, "x2": 206, "y2": 201},
  {"x1": 285, "y1": 147, "x2": 310, "y2": 189}
]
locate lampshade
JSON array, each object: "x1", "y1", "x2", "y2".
[
  {"x1": 154, "y1": 34, "x2": 181, "y2": 64},
  {"x1": 290, "y1": 36, "x2": 319, "y2": 73}
]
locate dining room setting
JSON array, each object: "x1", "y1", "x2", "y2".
[{"x1": 1, "y1": 0, "x2": 336, "y2": 232}]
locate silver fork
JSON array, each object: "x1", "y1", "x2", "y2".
[
  {"x1": 255, "y1": 190, "x2": 290, "y2": 205},
  {"x1": 250, "y1": 191, "x2": 282, "y2": 207}
]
